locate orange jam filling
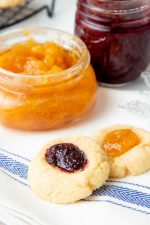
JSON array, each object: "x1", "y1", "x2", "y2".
[
  {"x1": 103, "y1": 129, "x2": 140, "y2": 157},
  {"x1": 0, "y1": 40, "x2": 78, "y2": 75}
]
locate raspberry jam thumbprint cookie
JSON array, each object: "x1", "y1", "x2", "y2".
[{"x1": 28, "y1": 135, "x2": 110, "y2": 204}]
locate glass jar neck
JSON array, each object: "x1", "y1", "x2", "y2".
[
  {"x1": 0, "y1": 28, "x2": 90, "y2": 95},
  {"x1": 77, "y1": 0, "x2": 150, "y2": 23},
  {"x1": 79, "y1": 0, "x2": 150, "y2": 12}
]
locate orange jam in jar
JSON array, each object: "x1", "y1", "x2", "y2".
[
  {"x1": 103, "y1": 129, "x2": 140, "y2": 157},
  {"x1": 0, "y1": 40, "x2": 78, "y2": 75},
  {"x1": 0, "y1": 28, "x2": 97, "y2": 131}
]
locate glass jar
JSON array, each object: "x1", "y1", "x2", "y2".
[
  {"x1": 0, "y1": 28, "x2": 97, "y2": 131},
  {"x1": 75, "y1": 0, "x2": 150, "y2": 86}
]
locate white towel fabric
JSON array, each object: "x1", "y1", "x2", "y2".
[{"x1": 0, "y1": 88, "x2": 150, "y2": 225}]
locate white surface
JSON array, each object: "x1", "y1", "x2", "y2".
[{"x1": 0, "y1": 1, "x2": 150, "y2": 225}]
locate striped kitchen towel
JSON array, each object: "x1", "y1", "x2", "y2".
[{"x1": 0, "y1": 147, "x2": 149, "y2": 216}]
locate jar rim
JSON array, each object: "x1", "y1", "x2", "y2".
[
  {"x1": 0, "y1": 27, "x2": 90, "y2": 81},
  {"x1": 78, "y1": 0, "x2": 150, "y2": 14}
]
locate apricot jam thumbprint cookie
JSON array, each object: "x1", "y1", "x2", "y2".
[{"x1": 92, "y1": 125, "x2": 150, "y2": 178}]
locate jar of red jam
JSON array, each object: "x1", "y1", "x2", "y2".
[{"x1": 75, "y1": 0, "x2": 150, "y2": 86}]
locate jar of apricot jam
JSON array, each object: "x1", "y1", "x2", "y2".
[
  {"x1": 75, "y1": 0, "x2": 150, "y2": 86},
  {"x1": 0, "y1": 28, "x2": 97, "y2": 131}
]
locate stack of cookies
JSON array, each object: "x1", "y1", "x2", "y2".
[{"x1": 28, "y1": 125, "x2": 150, "y2": 204}]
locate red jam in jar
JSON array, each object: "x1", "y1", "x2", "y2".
[{"x1": 75, "y1": 0, "x2": 150, "y2": 86}]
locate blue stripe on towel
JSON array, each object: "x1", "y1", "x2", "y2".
[
  {"x1": 0, "y1": 153, "x2": 28, "y2": 179},
  {"x1": 93, "y1": 185, "x2": 150, "y2": 208},
  {"x1": 107, "y1": 180, "x2": 150, "y2": 190}
]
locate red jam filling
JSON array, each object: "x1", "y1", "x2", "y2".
[{"x1": 45, "y1": 143, "x2": 87, "y2": 172}]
